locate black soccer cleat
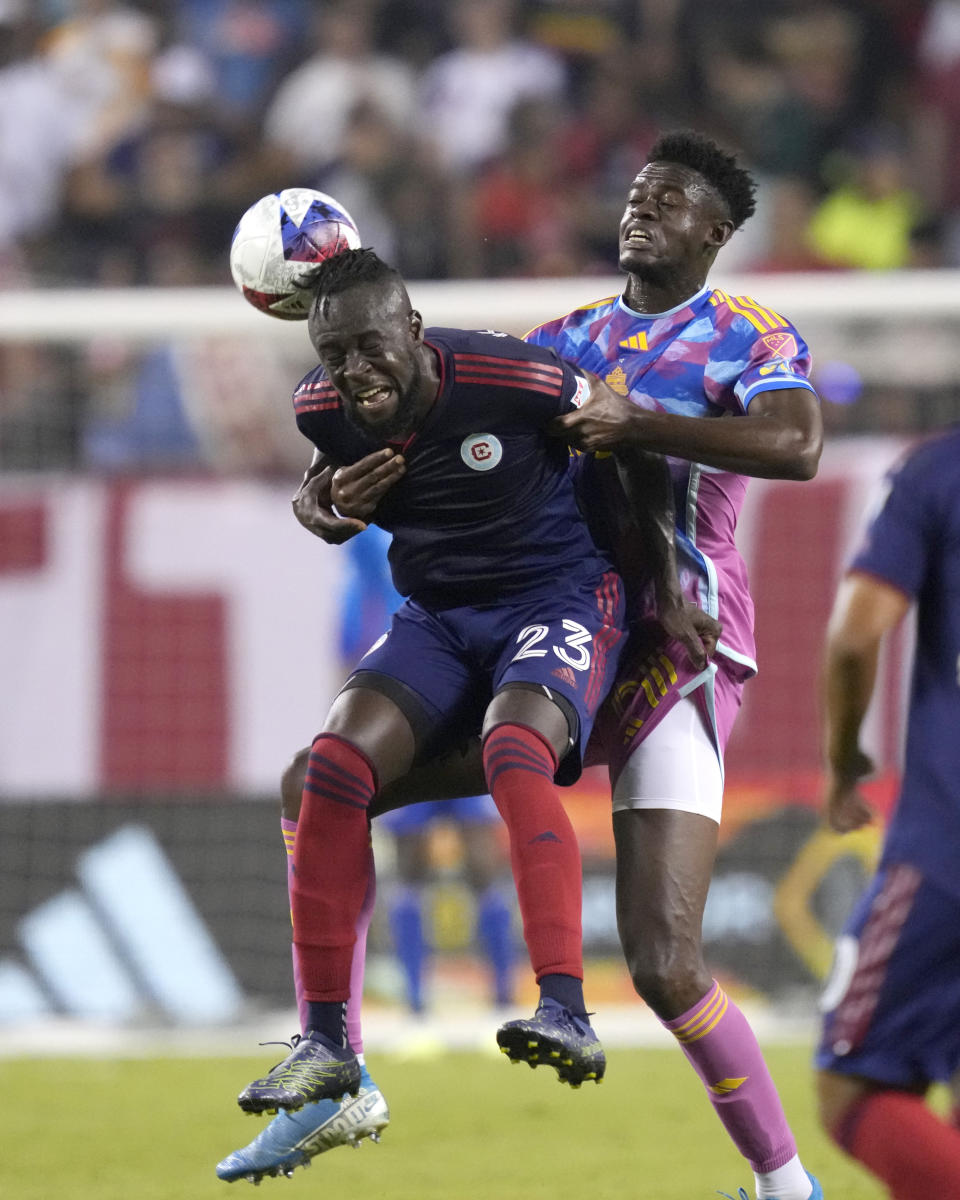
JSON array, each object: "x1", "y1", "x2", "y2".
[
  {"x1": 237, "y1": 1034, "x2": 362, "y2": 1114},
  {"x1": 496, "y1": 997, "x2": 606, "y2": 1087}
]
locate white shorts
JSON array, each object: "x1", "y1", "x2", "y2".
[{"x1": 610, "y1": 695, "x2": 724, "y2": 824}]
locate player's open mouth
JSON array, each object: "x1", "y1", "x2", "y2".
[
  {"x1": 624, "y1": 229, "x2": 653, "y2": 248},
  {"x1": 355, "y1": 384, "x2": 394, "y2": 411}
]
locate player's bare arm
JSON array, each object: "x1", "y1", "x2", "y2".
[
  {"x1": 554, "y1": 384, "x2": 822, "y2": 481},
  {"x1": 292, "y1": 448, "x2": 368, "y2": 544},
  {"x1": 820, "y1": 570, "x2": 911, "y2": 832}
]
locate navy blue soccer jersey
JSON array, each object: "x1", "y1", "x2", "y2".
[
  {"x1": 293, "y1": 327, "x2": 607, "y2": 608},
  {"x1": 849, "y1": 425, "x2": 960, "y2": 897}
]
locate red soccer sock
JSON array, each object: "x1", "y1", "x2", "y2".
[
  {"x1": 482, "y1": 723, "x2": 582, "y2": 981},
  {"x1": 291, "y1": 733, "x2": 376, "y2": 1002},
  {"x1": 836, "y1": 1089, "x2": 960, "y2": 1197}
]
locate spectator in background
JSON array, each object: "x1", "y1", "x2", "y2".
[
  {"x1": 557, "y1": 64, "x2": 657, "y2": 268},
  {"x1": 43, "y1": 0, "x2": 159, "y2": 162},
  {"x1": 315, "y1": 99, "x2": 451, "y2": 280},
  {"x1": 175, "y1": 0, "x2": 309, "y2": 124},
  {"x1": 913, "y1": 0, "x2": 960, "y2": 265},
  {"x1": 456, "y1": 97, "x2": 584, "y2": 277},
  {"x1": 262, "y1": 1, "x2": 417, "y2": 178},
  {"x1": 418, "y1": 0, "x2": 566, "y2": 176},
  {"x1": 524, "y1": 0, "x2": 643, "y2": 98},
  {"x1": 749, "y1": 178, "x2": 830, "y2": 273},
  {"x1": 806, "y1": 129, "x2": 924, "y2": 270},
  {"x1": 63, "y1": 36, "x2": 247, "y2": 285},
  {"x1": 0, "y1": 2, "x2": 84, "y2": 282}
]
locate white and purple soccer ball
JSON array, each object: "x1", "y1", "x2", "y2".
[{"x1": 229, "y1": 188, "x2": 362, "y2": 320}]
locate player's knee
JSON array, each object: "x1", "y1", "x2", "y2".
[
  {"x1": 621, "y1": 934, "x2": 708, "y2": 1017},
  {"x1": 280, "y1": 747, "x2": 310, "y2": 822}
]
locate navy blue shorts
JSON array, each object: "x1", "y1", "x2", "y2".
[
  {"x1": 379, "y1": 794, "x2": 499, "y2": 834},
  {"x1": 345, "y1": 570, "x2": 625, "y2": 785},
  {"x1": 815, "y1": 863, "x2": 960, "y2": 1089}
]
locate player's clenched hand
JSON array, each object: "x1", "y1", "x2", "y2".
[
  {"x1": 292, "y1": 466, "x2": 367, "y2": 544},
  {"x1": 823, "y1": 751, "x2": 876, "y2": 833},
  {"x1": 331, "y1": 448, "x2": 406, "y2": 519},
  {"x1": 550, "y1": 370, "x2": 640, "y2": 451},
  {"x1": 659, "y1": 602, "x2": 721, "y2": 671}
]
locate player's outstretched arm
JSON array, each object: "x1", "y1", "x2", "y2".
[
  {"x1": 821, "y1": 571, "x2": 911, "y2": 832},
  {"x1": 554, "y1": 383, "x2": 823, "y2": 481}
]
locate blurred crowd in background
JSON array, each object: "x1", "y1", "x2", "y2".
[
  {"x1": 2, "y1": 0, "x2": 960, "y2": 470},
  {"x1": 2, "y1": 0, "x2": 956, "y2": 285}
]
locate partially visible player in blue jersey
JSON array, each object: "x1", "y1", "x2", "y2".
[
  {"x1": 816, "y1": 425, "x2": 960, "y2": 1199},
  {"x1": 231, "y1": 248, "x2": 636, "y2": 1124}
]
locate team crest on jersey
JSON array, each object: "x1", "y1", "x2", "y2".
[
  {"x1": 762, "y1": 331, "x2": 798, "y2": 359},
  {"x1": 604, "y1": 366, "x2": 629, "y2": 395},
  {"x1": 460, "y1": 433, "x2": 502, "y2": 471}
]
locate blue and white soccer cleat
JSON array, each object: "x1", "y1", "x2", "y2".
[
  {"x1": 218, "y1": 1067, "x2": 389, "y2": 1184},
  {"x1": 496, "y1": 996, "x2": 606, "y2": 1087},
  {"x1": 717, "y1": 1170, "x2": 823, "y2": 1200},
  {"x1": 237, "y1": 1033, "x2": 361, "y2": 1114}
]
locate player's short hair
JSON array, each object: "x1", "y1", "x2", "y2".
[
  {"x1": 646, "y1": 131, "x2": 757, "y2": 229},
  {"x1": 309, "y1": 248, "x2": 406, "y2": 320}
]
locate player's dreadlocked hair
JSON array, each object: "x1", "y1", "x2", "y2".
[
  {"x1": 646, "y1": 131, "x2": 757, "y2": 229},
  {"x1": 308, "y1": 248, "x2": 406, "y2": 320}
]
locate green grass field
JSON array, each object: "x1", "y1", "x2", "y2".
[{"x1": 1, "y1": 1045, "x2": 884, "y2": 1200}]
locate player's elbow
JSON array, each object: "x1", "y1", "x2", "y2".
[{"x1": 784, "y1": 429, "x2": 822, "y2": 480}]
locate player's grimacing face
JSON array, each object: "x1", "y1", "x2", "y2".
[
  {"x1": 310, "y1": 282, "x2": 423, "y2": 439},
  {"x1": 618, "y1": 162, "x2": 727, "y2": 277}
]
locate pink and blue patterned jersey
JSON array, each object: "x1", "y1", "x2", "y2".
[{"x1": 526, "y1": 285, "x2": 818, "y2": 678}]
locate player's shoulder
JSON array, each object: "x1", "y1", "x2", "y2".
[
  {"x1": 524, "y1": 294, "x2": 619, "y2": 344},
  {"x1": 292, "y1": 363, "x2": 341, "y2": 419},
  {"x1": 428, "y1": 325, "x2": 564, "y2": 370},
  {"x1": 894, "y1": 424, "x2": 960, "y2": 486},
  {"x1": 707, "y1": 286, "x2": 800, "y2": 340}
]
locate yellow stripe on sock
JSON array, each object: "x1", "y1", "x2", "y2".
[
  {"x1": 673, "y1": 984, "x2": 729, "y2": 1044},
  {"x1": 709, "y1": 1076, "x2": 748, "y2": 1095}
]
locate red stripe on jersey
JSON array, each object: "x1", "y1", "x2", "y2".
[
  {"x1": 585, "y1": 572, "x2": 622, "y2": 712},
  {"x1": 454, "y1": 356, "x2": 563, "y2": 383},
  {"x1": 457, "y1": 374, "x2": 560, "y2": 396},
  {"x1": 455, "y1": 352, "x2": 563, "y2": 375},
  {"x1": 295, "y1": 399, "x2": 341, "y2": 413}
]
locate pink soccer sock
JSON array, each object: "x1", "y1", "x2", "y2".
[
  {"x1": 282, "y1": 815, "x2": 375, "y2": 1055},
  {"x1": 662, "y1": 980, "x2": 797, "y2": 1172}
]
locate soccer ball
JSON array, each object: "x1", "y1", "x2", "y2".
[{"x1": 229, "y1": 188, "x2": 361, "y2": 320}]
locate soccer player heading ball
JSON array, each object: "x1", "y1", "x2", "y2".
[{"x1": 220, "y1": 131, "x2": 826, "y2": 1200}]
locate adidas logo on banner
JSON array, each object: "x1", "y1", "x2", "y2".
[{"x1": 0, "y1": 824, "x2": 244, "y2": 1026}]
